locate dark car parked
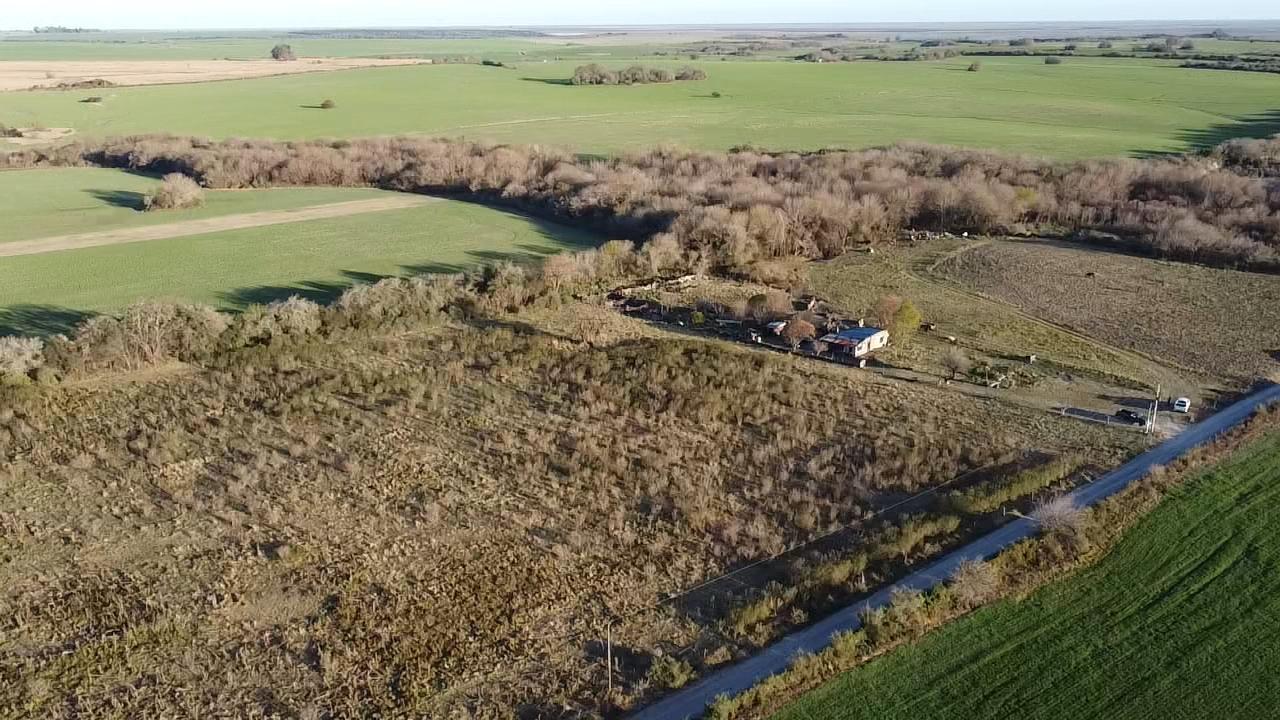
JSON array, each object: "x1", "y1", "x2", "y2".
[{"x1": 1115, "y1": 409, "x2": 1145, "y2": 425}]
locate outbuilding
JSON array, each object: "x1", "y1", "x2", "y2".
[{"x1": 818, "y1": 327, "x2": 890, "y2": 358}]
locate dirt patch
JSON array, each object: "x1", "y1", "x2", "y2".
[
  {"x1": 934, "y1": 238, "x2": 1280, "y2": 382},
  {"x1": 0, "y1": 195, "x2": 438, "y2": 257},
  {"x1": 1, "y1": 127, "x2": 75, "y2": 146},
  {"x1": 0, "y1": 58, "x2": 428, "y2": 92}
]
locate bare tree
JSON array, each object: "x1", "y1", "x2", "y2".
[
  {"x1": 1034, "y1": 495, "x2": 1084, "y2": 537},
  {"x1": 873, "y1": 295, "x2": 903, "y2": 329},
  {"x1": 942, "y1": 347, "x2": 971, "y2": 380},
  {"x1": 782, "y1": 318, "x2": 816, "y2": 351}
]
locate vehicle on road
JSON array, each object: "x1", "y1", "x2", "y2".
[
  {"x1": 1115, "y1": 409, "x2": 1146, "y2": 425},
  {"x1": 1174, "y1": 397, "x2": 1193, "y2": 414}
]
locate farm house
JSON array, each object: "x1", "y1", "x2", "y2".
[{"x1": 819, "y1": 327, "x2": 890, "y2": 358}]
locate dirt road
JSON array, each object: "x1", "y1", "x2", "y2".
[{"x1": 0, "y1": 195, "x2": 438, "y2": 258}]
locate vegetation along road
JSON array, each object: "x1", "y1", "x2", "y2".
[{"x1": 630, "y1": 382, "x2": 1280, "y2": 720}]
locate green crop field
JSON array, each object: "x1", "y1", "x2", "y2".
[
  {"x1": 0, "y1": 196, "x2": 601, "y2": 335},
  {"x1": 773, "y1": 431, "x2": 1280, "y2": 720},
  {"x1": 3, "y1": 55, "x2": 1279, "y2": 157},
  {"x1": 0, "y1": 168, "x2": 392, "y2": 242}
]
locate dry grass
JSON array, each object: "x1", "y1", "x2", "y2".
[
  {"x1": 0, "y1": 300, "x2": 1136, "y2": 719},
  {"x1": 934, "y1": 238, "x2": 1280, "y2": 381},
  {"x1": 808, "y1": 239, "x2": 1167, "y2": 387},
  {"x1": 0, "y1": 58, "x2": 426, "y2": 91}
]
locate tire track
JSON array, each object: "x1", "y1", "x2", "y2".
[{"x1": 0, "y1": 195, "x2": 439, "y2": 258}]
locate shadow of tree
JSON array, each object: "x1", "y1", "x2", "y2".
[
  {"x1": 1137, "y1": 109, "x2": 1280, "y2": 157},
  {"x1": 519, "y1": 77, "x2": 573, "y2": 86},
  {"x1": 86, "y1": 189, "x2": 146, "y2": 211},
  {"x1": 0, "y1": 304, "x2": 95, "y2": 336}
]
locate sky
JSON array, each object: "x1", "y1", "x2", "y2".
[{"x1": 4, "y1": 0, "x2": 1277, "y2": 31}]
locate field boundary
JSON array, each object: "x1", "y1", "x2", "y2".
[{"x1": 0, "y1": 195, "x2": 438, "y2": 257}]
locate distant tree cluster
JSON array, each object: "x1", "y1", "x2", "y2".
[
  {"x1": 1184, "y1": 59, "x2": 1280, "y2": 75},
  {"x1": 570, "y1": 64, "x2": 706, "y2": 85},
  {"x1": 33, "y1": 26, "x2": 98, "y2": 33},
  {"x1": 270, "y1": 44, "x2": 297, "y2": 61}
]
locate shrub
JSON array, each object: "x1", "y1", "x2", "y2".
[
  {"x1": 1044, "y1": 56, "x2": 1063, "y2": 65},
  {"x1": 1034, "y1": 495, "x2": 1084, "y2": 536},
  {"x1": 143, "y1": 173, "x2": 204, "y2": 211},
  {"x1": 271, "y1": 44, "x2": 297, "y2": 61},
  {"x1": 319, "y1": 99, "x2": 337, "y2": 110},
  {"x1": 949, "y1": 559, "x2": 1000, "y2": 609},
  {"x1": 1098, "y1": 40, "x2": 1114, "y2": 49},
  {"x1": 944, "y1": 455, "x2": 1080, "y2": 514},
  {"x1": 0, "y1": 337, "x2": 44, "y2": 379},
  {"x1": 81, "y1": 96, "x2": 103, "y2": 103},
  {"x1": 967, "y1": 61, "x2": 982, "y2": 72},
  {"x1": 646, "y1": 655, "x2": 695, "y2": 690},
  {"x1": 711, "y1": 90, "x2": 723, "y2": 98},
  {"x1": 54, "y1": 302, "x2": 228, "y2": 373}
]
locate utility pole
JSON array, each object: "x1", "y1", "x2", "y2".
[
  {"x1": 1149, "y1": 383, "x2": 1161, "y2": 435},
  {"x1": 605, "y1": 621, "x2": 613, "y2": 701}
]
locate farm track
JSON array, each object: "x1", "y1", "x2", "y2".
[
  {"x1": 0, "y1": 195, "x2": 439, "y2": 257},
  {"x1": 908, "y1": 239, "x2": 1199, "y2": 393}
]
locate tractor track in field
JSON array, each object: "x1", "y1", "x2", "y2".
[{"x1": 0, "y1": 195, "x2": 439, "y2": 258}]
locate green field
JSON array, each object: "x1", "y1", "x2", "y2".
[
  {"x1": 3, "y1": 55, "x2": 1279, "y2": 157},
  {"x1": 0, "y1": 168, "x2": 393, "y2": 242},
  {"x1": 0, "y1": 193, "x2": 600, "y2": 335},
  {"x1": 774, "y1": 431, "x2": 1280, "y2": 720}
]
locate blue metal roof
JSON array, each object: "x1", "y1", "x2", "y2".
[{"x1": 829, "y1": 327, "x2": 886, "y2": 342}]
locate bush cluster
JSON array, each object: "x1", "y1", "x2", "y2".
[
  {"x1": 4, "y1": 133, "x2": 1278, "y2": 278},
  {"x1": 942, "y1": 455, "x2": 1081, "y2": 514},
  {"x1": 142, "y1": 173, "x2": 204, "y2": 211},
  {"x1": 570, "y1": 64, "x2": 706, "y2": 85}
]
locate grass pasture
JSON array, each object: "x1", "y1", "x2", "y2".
[
  {"x1": 0, "y1": 167, "x2": 392, "y2": 242},
  {"x1": 0, "y1": 190, "x2": 600, "y2": 334},
  {"x1": 774, "y1": 430, "x2": 1280, "y2": 720},
  {"x1": 3, "y1": 55, "x2": 1279, "y2": 157},
  {"x1": 933, "y1": 239, "x2": 1280, "y2": 382}
]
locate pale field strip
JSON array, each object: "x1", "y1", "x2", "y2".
[
  {"x1": 0, "y1": 58, "x2": 427, "y2": 91},
  {"x1": 0, "y1": 195, "x2": 438, "y2": 257}
]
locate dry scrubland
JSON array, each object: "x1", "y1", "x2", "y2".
[
  {"x1": 935, "y1": 240, "x2": 1280, "y2": 381},
  {"x1": 0, "y1": 299, "x2": 1134, "y2": 717},
  {"x1": 1, "y1": 130, "x2": 1278, "y2": 716}
]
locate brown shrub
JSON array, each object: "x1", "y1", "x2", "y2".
[
  {"x1": 143, "y1": 173, "x2": 204, "y2": 211},
  {"x1": 6, "y1": 133, "x2": 1278, "y2": 275}
]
